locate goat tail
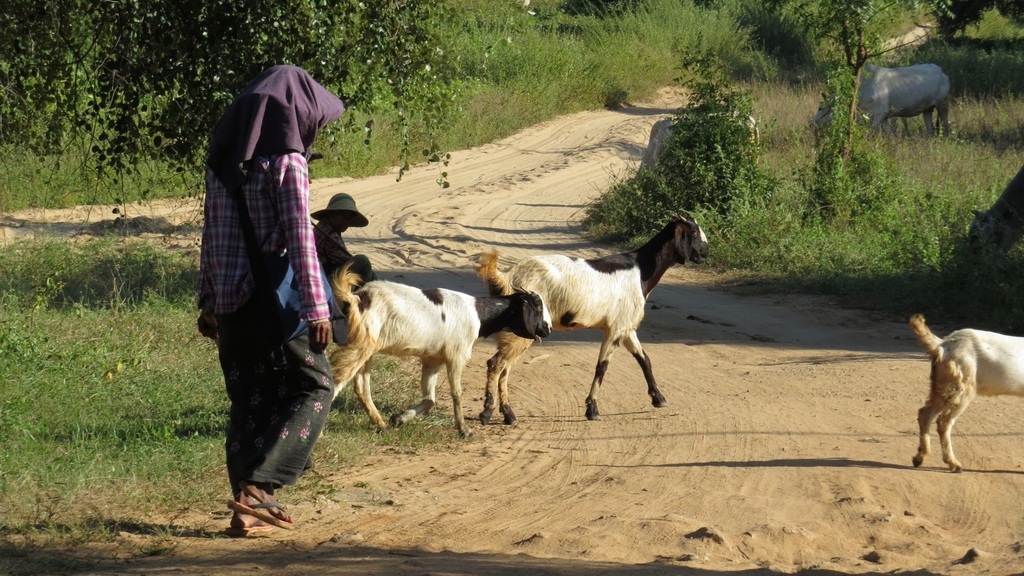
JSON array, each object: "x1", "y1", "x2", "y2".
[
  {"x1": 327, "y1": 262, "x2": 378, "y2": 387},
  {"x1": 909, "y1": 314, "x2": 944, "y2": 362},
  {"x1": 475, "y1": 248, "x2": 514, "y2": 297},
  {"x1": 329, "y1": 262, "x2": 366, "y2": 346}
]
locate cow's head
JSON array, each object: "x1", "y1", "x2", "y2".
[
  {"x1": 811, "y1": 98, "x2": 833, "y2": 130},
  {"x1": 968, "y1": 209, "x2": 1021, "y2": 253}
]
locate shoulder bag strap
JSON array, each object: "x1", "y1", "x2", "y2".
[{"x1": 230, "y1": 182, "x2": 273, "y2": 292}]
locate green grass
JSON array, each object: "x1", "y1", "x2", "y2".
[
  {"x1": 0, "y1": 301, "x2": 225, "y2": 523},
  {"x1": 0, "y1": 240, "x2": 463, "y2": 547},
  {"x1": 902, "y1": 40, "x2": 1024, "y2": 98}
]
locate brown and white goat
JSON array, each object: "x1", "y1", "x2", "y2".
[
  {"x1": 909, "y1": 313, "x2": 1024, "y2": 472},
  {"x1": 475, "y1": 214, "x2": 708, "y2": 424},
  {"x1": 328, "y1": 264, "x2": 551, "y2": 437}
]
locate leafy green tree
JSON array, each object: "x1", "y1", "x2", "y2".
[
  {"x1": 0, "y1": 0, "x2": 458, "y2": 186},
  {"x1": 936, "y1": 0, "x2": 1024, "y2": 36},
  {"x1": 797, "y1": 0, "x2": 948, "y2": 156},
  {"x1": 583, "y1": 59, "x2": 775, "y2": 245},
  {"x1": 791, "y1": 0, "x2": 949, "y2": 220}
]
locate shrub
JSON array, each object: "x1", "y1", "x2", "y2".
[
  {"x1": 803, "y1": 65, "x2": 902, "y2": 227},
  {"x1": 583, "y1": 60, "x2": 776, "y2": 245}
]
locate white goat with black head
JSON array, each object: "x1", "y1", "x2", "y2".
[
  {"x1": 328, "y1": 264, "x2": 552, "y2": 438},
  {"x1": 475, "y1": 214, "x2": 708, "y2": 424}
]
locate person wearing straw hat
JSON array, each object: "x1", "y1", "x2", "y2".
[{"x1": 311, "y1": 192, "x2": 377, "y2": 284}]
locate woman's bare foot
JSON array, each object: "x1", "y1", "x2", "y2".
[
  {"x1": 225, "y1": 513, "x2": 274, "y2": 537},
  {"x1": 231, "y1": 482, "x2": 294, "y2": 528},
  {"x1": 229, "y1": 506, "x2": 263, "y2": 531}
]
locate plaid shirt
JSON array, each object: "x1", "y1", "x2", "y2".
[{"x1": 198, "y1": 153, "x2": 330, "y2": 320}]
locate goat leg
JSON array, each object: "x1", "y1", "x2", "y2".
[
  {"x1": 585, "y1": 358, "x2": 610, "y2": 421},
  {"x1": 624, "y1": 334, "x2": 667, "y2": 408},
  {"x1": 496, "y1": 363, "x2": 517, "y2": 425},
  {"x1": 353, "y1": 369, "x2": 389, "y2": 431},
  {"x1": 500, "y1": 402, "x2": 517, "y2": 426},
  {"x1": 486, "y1": 336, "x2": 531, "y2": 426},
  {"x1": 391, "y1": 399, "x2": 435, "y2": 427},
  {"x1": 937, "y1": 414, "x2": 963, "y2": 472},
  {"x1": 393, "y1": 363, "x2": 441, "y2": 428},
  {"x1": 479, "y1": 396, "x2": 495, "y2": 425},
  {"x1": 913, "y1": 401, "x2": 939, "y2": 468},
  {"x1": 585, "y1": 337, "x2": 622, "y2": 421},
  {"x1": 480, "y1": 352, "x2": 502, "y2": 424},
  {"x1": 447, "y1": 365, "x2": 473, "y2": 438}
]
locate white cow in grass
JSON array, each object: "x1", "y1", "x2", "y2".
[
  {"x1": 640, "y1": 117, "x2": 674, "y2": 169},
  {"x1": 813, "y1": 63, "x2": 951, "y2": 137},
  {"x1": 641, "y1": 113, "x2": 759, "y2": 170}
]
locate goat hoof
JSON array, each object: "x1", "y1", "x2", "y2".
[
  {"x1": 585, "y1": 401, "x2": 600, "y2": 421},
  {"x1": 912, "y1": 455, "x2": 923, "y2": 468},
  {"x1": 389, "y1": 414, "x2": 404, "y2": 428},
  {"x1": 500, "y1": 405, "x2": 517, "y2": 426},
  {"x1": 651, "y1": 393, "x2": 668, "y2": 408},
  {"x1": 478, "y1": 409, "x2": 494, "y2": 425},
  {"x1": 458, "y1": 429, "x2": 474, "y2": 439}
]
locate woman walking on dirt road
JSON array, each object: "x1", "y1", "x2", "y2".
[{"x1": 197, "y1": 65, "x2": 345, "y2": 537}]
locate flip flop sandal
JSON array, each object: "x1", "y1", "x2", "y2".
[
  {"x1": 223, "y1": 520, "x2": 275, "y2": 538},
  {"x1": 227, "y1": 499, "x2": 296, "y2": 530}
]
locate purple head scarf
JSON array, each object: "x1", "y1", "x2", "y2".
[{"x1": 207, "y1": 65, "x2": 345, "y2": 193}]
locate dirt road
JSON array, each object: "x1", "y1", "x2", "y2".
[{"x1": 17, "y1": 89, "x2": 1024, "y2": 575}]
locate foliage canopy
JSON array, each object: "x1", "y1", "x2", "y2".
[
  {"x1": 936, "y1": 0, "x2": 1024, "y2": 36},
  {"x1": 0, "y1": 0, "x2": 459, "y2": 182}
]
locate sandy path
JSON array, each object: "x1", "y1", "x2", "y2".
[{"x1": 16, "y1": 89, "x2": 1024, "y2": 575}]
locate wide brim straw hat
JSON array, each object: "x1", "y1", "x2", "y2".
[{"x1": 311, "y1": 193, "x2": 369, "y2": 227}]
